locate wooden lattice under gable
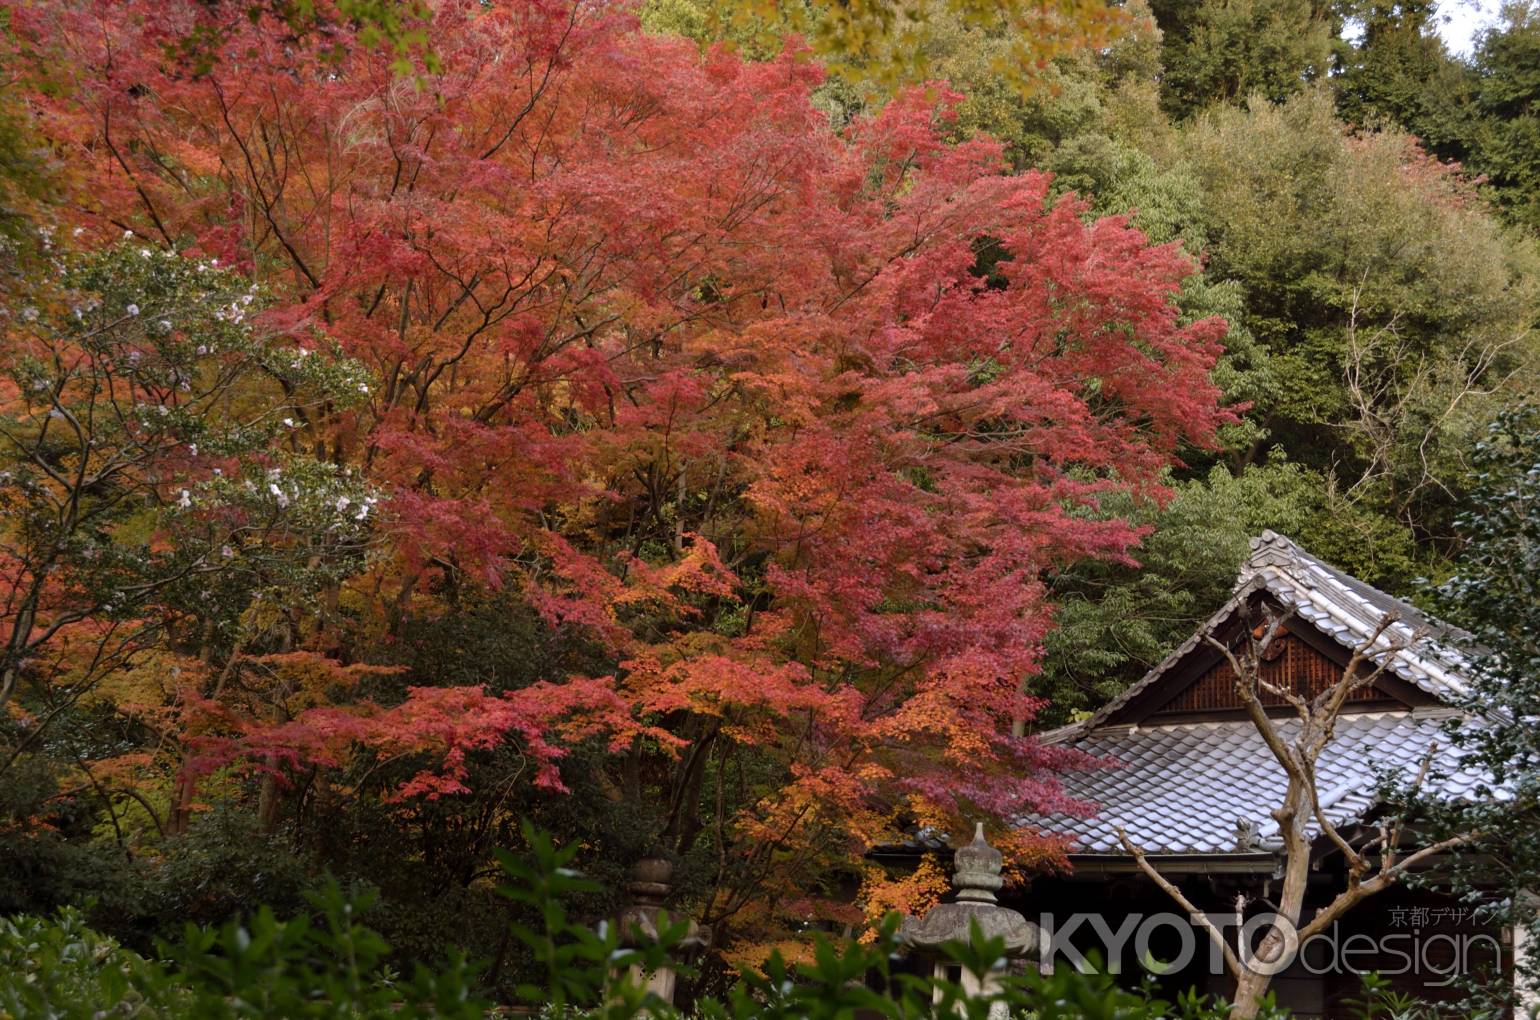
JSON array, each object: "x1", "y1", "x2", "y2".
[{"x1": 1152, "y1": 631, "x2": 1388, "y2": 716}]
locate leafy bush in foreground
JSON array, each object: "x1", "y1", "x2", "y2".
[{"x1": 0, "y1": 822, "x2": 1269, "y2": 1019}]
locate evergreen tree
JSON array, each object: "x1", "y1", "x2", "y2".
[
  {"x1": 1469, "y1": 1, "x2": 1540, "y2": 230},
  {"x1": 1333, "y1": 0, "x2": 1476, "y2": 159},
  {"x1": 1151, "y1": 0, "x2": 1336, "y2": 117}
]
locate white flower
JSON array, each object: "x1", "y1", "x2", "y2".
[
  {"x1": 212, "y1": 468, "x2": 222, "y2": 477},
  {"x1": 123, "y1": 229, "x2": 133, "y2": 238},
  {"x1": 335, "y1": 496, "x2": 351, "y2": 512},
  {"x1": 188, "y1": 444, "x2": 198, "y2": 456},
  {"x1": 196, "y1": 345, "x2": 208, "y2": 355},
  {"x1": 21, "y1": 307, "x2": 37, "y2": 322},
  {"x1": 221, "y1": 545, "x2": 234, "y2": 558},
  {"x1": 282, "y1": 418, "x2": 294, "y2": 428},
  {"x1": 355, "y1": 504, "x2": 369, "y2": 520},
  {"x1": 126, "y1": 304, "x2": 139, "y2": 316},
  {"x1": 73, "y1": 227, "x2": 84, "y2": 238},
  {"x1": 139, "y1": 248, "x2": 151, "y2": 258},
  {"x1": 178, "y1": 489, "x2": 192, "y2": 509},
  {"x1": 269, "y1": 483, "x2": 290, "y2": 509},
  {"x1": 159, "y1": 319, "x2": 172, "y2": 331}
]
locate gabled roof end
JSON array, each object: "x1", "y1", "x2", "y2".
[{"x1": 1064, "y1": 532, "x2": 1471, "y2": 735}]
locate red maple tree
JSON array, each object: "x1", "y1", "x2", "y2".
[{"x1": 7, "y1": 0, "x2": 1231, "y2": 949}]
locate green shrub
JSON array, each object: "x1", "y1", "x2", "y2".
[
  {"x1": 0, "y1": 820, "x2": 1270, "y2": 1020},
  {"x1": 0, "y1": 907, "x2": 163, "y2": 1020}
]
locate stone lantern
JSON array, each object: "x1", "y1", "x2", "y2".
[
  {"x1": 899, "y1": 823, "x2": 1039, "y2": 1017},
  {"x1": 614, "y1": 857, "x2": 708, "y2": 1005}
]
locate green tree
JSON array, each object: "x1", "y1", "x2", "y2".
[
  {"x1": 1331, "y1": 0, "x2": 1540, "y2": 234},
  {"x1": 1179, "y1": 88, "x2": 1540, "y2": 576},
  {"x1": 1469, "y1": 2, "x2": 1540, "y2": 231},
  {"x1": 1040, "y1": 458, "x2": 1318, "y2": 720},
  {"x1": 1332, "y1": 0, "x2": 1476, "y2": 159},
  {"x1": 0, "y1": 241, "x2": 373, "y2": 925},
  {"x1": 644, "y1": 0, "x2": 1130, "y2": 97},
  {"x1": 1150, "y1": 0, "x2": 1336, "y2": 117},
  {"x1": 1412, "y1": 407, "x2": 1540, "y2": 1013},
  {"x1": 1034, "y1": 83, "x2": 1539, "y2": 710}
]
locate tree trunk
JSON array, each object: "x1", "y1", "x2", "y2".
[
  {"x1": 168, "y1": 765, "x2": 196, "y2": 835},
  {"x1": 257, "y1": 755, "x2": 282, "y2": 831},
  {"x1": 1231, "y1": 970, "x2": 1272, "y2": 1019},
  {"x1": 1230, "y1": 781, "x2": 1313, "y2": 1015}
]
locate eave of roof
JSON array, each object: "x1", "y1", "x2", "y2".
[{"x1": 1061, "y1": 852, "x2": 1279, "y2": 875}]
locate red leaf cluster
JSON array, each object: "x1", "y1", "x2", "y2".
[{"x1": 8, "y1": 0, "x2": 1233, "y2": 915}]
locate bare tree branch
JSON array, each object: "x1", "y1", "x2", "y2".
[{"x1": 1117, "y1": 826, "x2": 1242, "y2": 978}]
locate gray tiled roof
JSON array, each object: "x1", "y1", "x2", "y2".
[
  {"x1": 1033, "y1": 711, "x2": 1487, "y2": 855},
  {"x1": 1238, "y1": 531, "x2": 1473, "y2": 701},
  {"x1": 1030, "y1": 533, "x2": 1489, "y2": 857}
]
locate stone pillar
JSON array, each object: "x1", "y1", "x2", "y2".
[
  {"x1": 614, "y1": 857, "x2": 707, "y2": 1005},
  {"x1": 899, "y1": 824, "x2": 1040, "y2": 1019}
]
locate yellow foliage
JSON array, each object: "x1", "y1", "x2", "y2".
[
  {"x1": 82, "y1": 647, "x2": 207, "y2": 704},
  {"x1": 243, "y1": 652, "x2": 404, "y2": 714},
  {"x1": 856, "y1": 854, "x2": 949, "y2": 939},
  {"x1": 653, "y1": 0, "x2": 1128, "y2": 98}
]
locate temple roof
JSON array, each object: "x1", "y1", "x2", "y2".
[{"x1": 1031, "y1": 533, "x2": 1490, "y2": 858}]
